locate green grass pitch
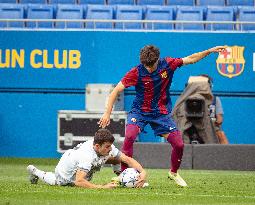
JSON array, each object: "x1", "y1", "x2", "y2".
[{"x1": 0, "y1": 157, "x2": 255, "y2": 205}]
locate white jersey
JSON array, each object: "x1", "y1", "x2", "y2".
[{"x1": 55, "y1": 140, "x2": 120, "y2": 184}]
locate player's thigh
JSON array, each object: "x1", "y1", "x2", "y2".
[{"x1": 127, "y1": 112, "x2": 148, "y2": 132}]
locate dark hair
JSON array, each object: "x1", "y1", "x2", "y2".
[
  {"x1": 140, "y1": 45, "x2": 160, "y2": 67},
  {"x1": 93, "y1": 129, "x2": 115, "y2": 145}
]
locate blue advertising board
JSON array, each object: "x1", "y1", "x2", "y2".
[{"x1": 0, "y1": 30, "x2": 254, "y2": 157}]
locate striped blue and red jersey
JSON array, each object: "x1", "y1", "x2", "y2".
[{"x1": 121, "y1": 57, "x2": 183, "y2": 115}]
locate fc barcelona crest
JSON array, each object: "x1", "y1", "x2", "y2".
[
  {"x1": 216, "y1": 46, "x2": 245, "y2": 78},
  {"x1": 161, "y1": 70, "x2": 168, "y2": 79}
]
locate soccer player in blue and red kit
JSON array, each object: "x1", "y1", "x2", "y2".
[{"x1": 99, "y1": 45, "x2": 226, "y2": 187}]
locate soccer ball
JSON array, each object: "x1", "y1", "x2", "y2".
[{"x1": 119, "y1": 168, "x2": 140, "y2": 188}]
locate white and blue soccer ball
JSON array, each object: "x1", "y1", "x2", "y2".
[{"x1": 119, "y1": 168, "x2": 140, "y2": 188}]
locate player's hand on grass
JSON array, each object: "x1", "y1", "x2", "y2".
[
  {"x1": 102, "y1": 182, "x2": 118, "y2": 189},
  {"x1": 98, "y1": 112, "x2": 110, "y2": 128},
  {"x1": 136, "y1": 170, "x2": 147, "y2": 188}
]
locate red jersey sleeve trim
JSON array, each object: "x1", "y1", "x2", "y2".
[
  {"x1": 165, "y1": 57, "x2": 183, "y2": 71},
  {"x1": 121, "y1": 67, "x2": 139, "y2": 88}
]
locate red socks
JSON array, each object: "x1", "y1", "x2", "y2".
[
  {"x1": 166, "y1": 131, "x2": 184, "y2": 173},
  {"x1": 121, "y1": 124, "x2": 140, "y2": 171}
]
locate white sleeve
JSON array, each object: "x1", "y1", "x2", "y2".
[
  {"x1": 216, "y1": 97, "x2": 224, "y2": 115},
  {"x1": 77, "y1": 156, "x2": 93, "y2": 173},
  {"x1": 110, "y1": 144, "x2": 121, "y2": 158}
]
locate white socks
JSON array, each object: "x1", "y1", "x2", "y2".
[{"x1": 34, "y1": 168, "x2": 56, "y2": 186}]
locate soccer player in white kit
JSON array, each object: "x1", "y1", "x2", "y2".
[{"x1": 27, "y1": 129, "x2": 147, "y2": 189}]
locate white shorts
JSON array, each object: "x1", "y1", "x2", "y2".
[{"x1": 55, "y1": 169, "x2": 74, "y2": 186}]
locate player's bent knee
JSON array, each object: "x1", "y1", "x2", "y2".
[
  {"x1": 167, "y1": 130, "x2": 184, "y2": 150},
  {"x1": 175, "y1": 141, "x2": 184, "y2": 150}
]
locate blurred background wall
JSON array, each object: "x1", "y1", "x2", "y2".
[{"x1": 0, "y1": 31, "x2": 254, "y2": 157}]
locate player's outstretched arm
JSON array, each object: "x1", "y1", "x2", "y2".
[
  {"x1": 182, "y1": 46, "x2": 227, "y2": 65},
  {"x1": 74, "y1": 170, "x2": 117, "y2": 189},
  {"x1": 119, "y1": 153, "x2": 147, "y2": 188},
  {"x1": 98, "y1": 82, "x2": 125, "y2": 128}
]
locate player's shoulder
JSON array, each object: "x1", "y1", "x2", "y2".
[
  {"x1": 75, "y1": 143, "x2": 95, "y2": 161},
  {"x1": 110, "y1": 143, "x2": 120, "y2": 152},
  {"x1": 132, "y1": 65, "x2": 141, "y2": 71},
  {"x1": 110, "y1": 144, "x2": 121, "y2": 156},
  {"x1": 77, "y1": 140, "x2": 94, "y2": 153},
  {"x1": 124, "y1": 66, "x2": 139, "y2": 75},
  {"x1": 158, "y1": 57, "x2": 169, "y2": 66},
  {"x1": 80, "y1": 139, "x2": 93, "y2": 147}
]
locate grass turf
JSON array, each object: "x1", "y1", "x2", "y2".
[{"x1": 0, "y1": 158, "x2": 255, "y2": 205}]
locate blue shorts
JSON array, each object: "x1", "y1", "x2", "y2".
[{"x1": 127, "y1": 111, "x2": 178, "y2": 136}]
